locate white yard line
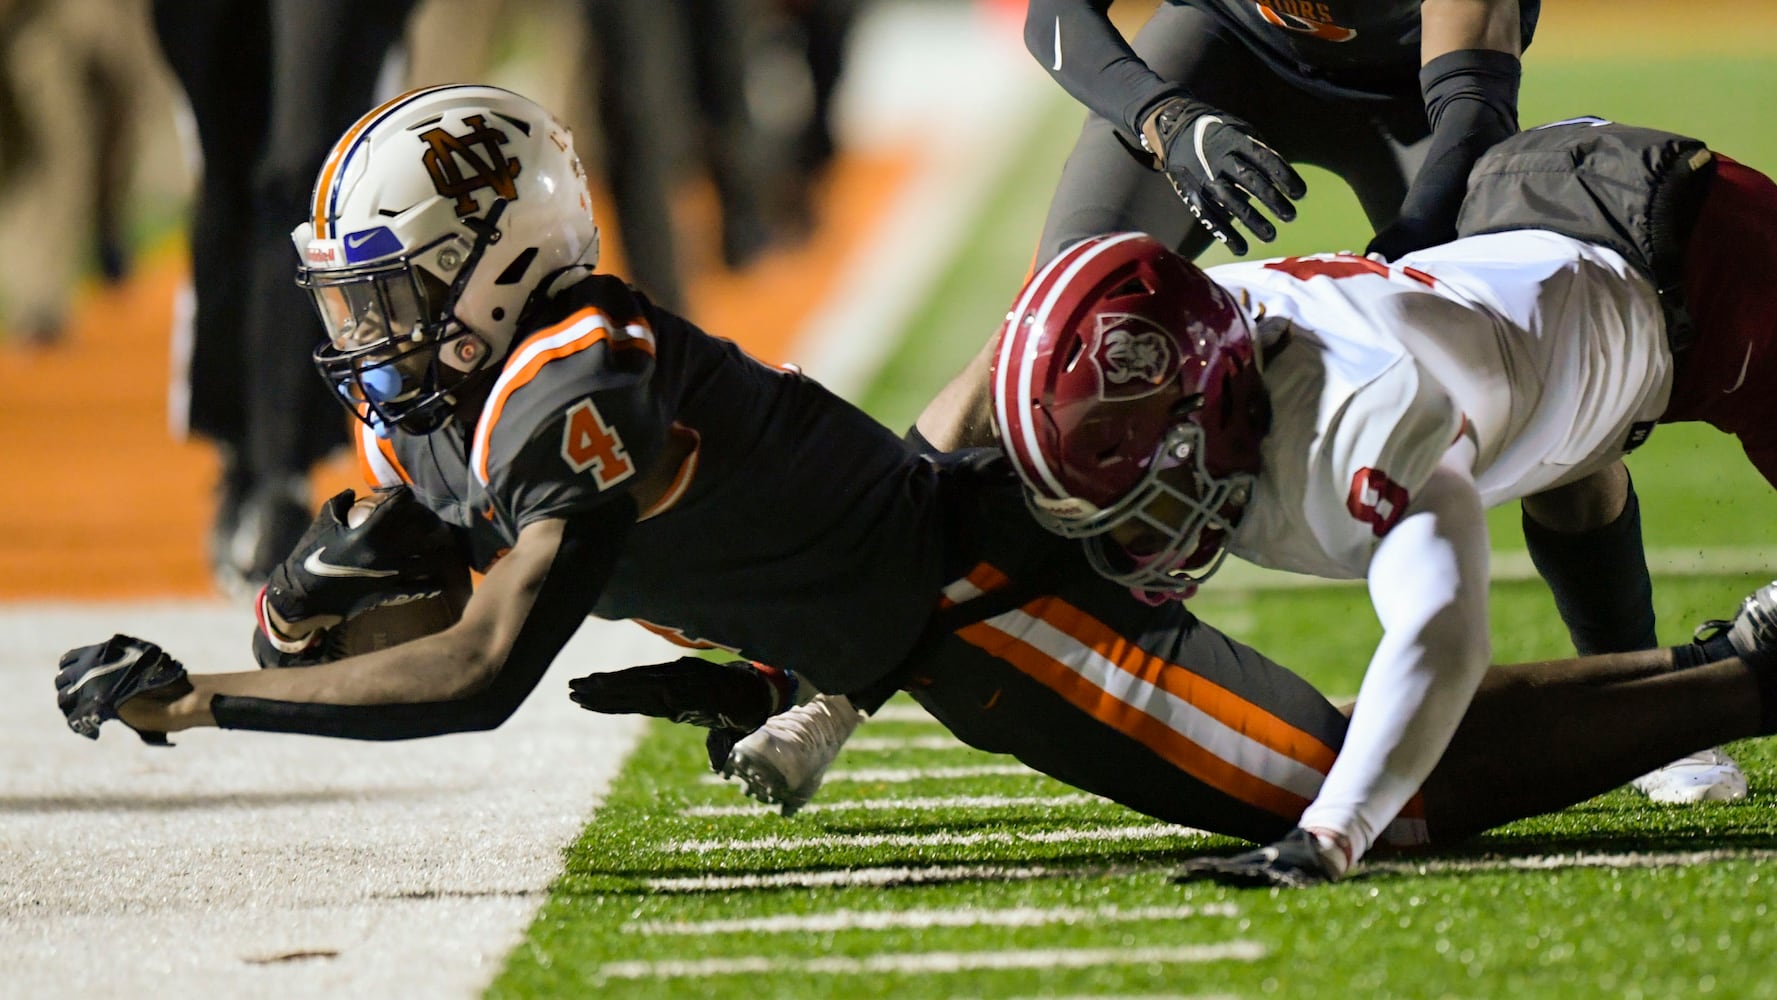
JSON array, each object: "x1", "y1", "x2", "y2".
[
  {"x1": 698, "y1": 763, "x2": 1031, "y2": 785},
  {"x1": 598, "y1": 942, "x2": 1267, "y2": 980},
  {"x1": 849, "y1": 735, "x2": 966, "y2": 751},
  {"x1": 1364, "y1": 848, "x2": 1777, "y2": 876},
  {"x1": 661, "y1": 821, "x2": 1207, "y2": 853},
  {"x1": 647, "y1": 863, "x2": 1075, "y2": 892},
  {"x1": 682, "y1": 792, "x2": 1101, "y2": 818},
  {"x1": 624, "y1": 902, "x2": 1239, "y2": 936}
]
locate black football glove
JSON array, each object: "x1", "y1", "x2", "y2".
[
  {"x1": 260, "y1": 486, "x2": 469, "y2": 651},
  {"x1": 569, "y1": 657, "x2": 799, "y2": 733},
  {"x1": 1139, "y1": 95, "x2": 1306, "y2": 256},
  {"x1": 1172, "y1": 827, "x2": 1348, "y2": 888},
  {"x1": 56, "y1": 634, "x2": 192, "y2": 745}
]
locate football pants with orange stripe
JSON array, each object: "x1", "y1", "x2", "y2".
[
  {"x1": 259, "y1": 486, "x2": 470, "y2": 655},
  {"x1": 56, "y1": 634, "x2": 191, "y2": 745}
]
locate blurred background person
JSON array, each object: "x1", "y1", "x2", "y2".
[
  {"x1": 0, "y1": 0, "x2": 163, "y2": 346},
  {"x1": 152, "y1": 0, "x2": 418, "y2": 594}
]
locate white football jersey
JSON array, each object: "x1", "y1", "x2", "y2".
[{"x1": 1216, "y1": 231, "x2": 1672, "y2": 580}]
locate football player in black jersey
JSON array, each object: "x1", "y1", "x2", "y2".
[{"x1": 53, "y1": 86, "x2": 1777, "y2": 886}]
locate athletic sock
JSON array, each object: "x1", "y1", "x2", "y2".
[{"x1": 1522, "y1": 475, "x2": 1657, "y2": 655}]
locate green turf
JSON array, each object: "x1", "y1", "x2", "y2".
[{"x1": 491, "y1": 54, "x2": 1777, "y2": 999}]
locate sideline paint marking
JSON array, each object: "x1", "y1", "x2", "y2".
[
  {"x1": 698, "y1": 763, "x2": 1037, "y2": 786},
  {"x1": 625, "y1": 902, "x2": 1239, "y2": 936},
  {"x1": 598, "y1": 942, "x2": 1265, "y2": 979},
  {"x1": 682, "y1": 792, "x2": 1100, "y2": 817},
  {"x1": 662, "y1": 821, "x2": 1206, "y2": 853}
]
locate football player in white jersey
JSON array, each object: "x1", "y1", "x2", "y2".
[{"x1": 992, "y1": 150, "x2": 1777, "y2": 882}]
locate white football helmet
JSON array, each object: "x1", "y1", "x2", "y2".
[{"x1": 292, "y1": 84, "x2": 600, "y2": 435}]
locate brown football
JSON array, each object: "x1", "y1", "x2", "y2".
[
  {"x1": 307, "y1": 491, "x2": 474, "y2": 659},
  {"x1": 322, "y1": 583, "x2": 472, "y2": 659}
]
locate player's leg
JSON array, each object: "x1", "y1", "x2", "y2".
[
  {"x1": 1422, "y1": 650, "x2": 1762, "y2": 838},
  {"x1": 911, "y1": 585, "x2": 1359, "y2": 846}
]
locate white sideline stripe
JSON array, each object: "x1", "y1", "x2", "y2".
[
  {"x1": 598, "y1": 942, "x2": 1266, "y2": 980},
  {"x1": 785, "y1": 19, "x2": 1052, "y2": 399},
  {"x1": 662, "y1": 821, "x2": 1207, "y2": 853},
  {"x1": 850, "y1": 735, "x2": 962, "y2": 751},
  {"x1": 697, "y1": 763, "x2": 1034, "y2": 786},
  {"x1": 682, "y1": 792, "x2": 1100, "y2": 817},
  {"x1": 1367, "y1": 848, "x2": 1777, "y2": 876},
  {"x1": 1216, "y1": 545, "x2": 1777, "y2": 592},
  {"x1": 624, "y1": 903, "x2": 1238, "y2": 936}
]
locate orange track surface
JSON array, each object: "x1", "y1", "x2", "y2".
[{"x1": 0, "y1": 150, "x2": 915, "y2": 599}]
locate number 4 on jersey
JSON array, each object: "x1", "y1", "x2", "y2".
[{"x1": 562, "y1": 398, "x2": 635, "y2": 489}]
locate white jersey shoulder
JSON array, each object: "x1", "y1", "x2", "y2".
[{"x1": 1212, "y1": 233, "x2": 1672, "y2": 580}]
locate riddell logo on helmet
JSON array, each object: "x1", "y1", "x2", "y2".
[
  {"x1": 305, "y1": 241, "x2": 343, "y2": 266},
  {"x1": 1090, "y1": 314, "x2": 1175, "y2": 401}
]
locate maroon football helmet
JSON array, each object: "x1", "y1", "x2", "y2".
[{"x1": 991, "y1": 232, "x2": 1269, "y2": 597}]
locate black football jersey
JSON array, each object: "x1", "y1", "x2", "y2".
[
  {"x1": 356, "y1": 271, "x2": 949, "y2": 693},
  {"x1": 1179, "y1": 0, "x2": 1540, "y2": 101}
]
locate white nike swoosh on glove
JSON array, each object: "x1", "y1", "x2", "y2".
[
  {"x1": 1193, "y1": 115, "x2": 1222, "y2": 177},
  {"x1": 1051, "y1": 17, "x2": 1063, "y2": 71},
  {"x1": 64, "y1": 659, "x2": 131, "y2": 696},
  {"x1": 303, "y1": 549, "x2": 401, "y2": 579}
]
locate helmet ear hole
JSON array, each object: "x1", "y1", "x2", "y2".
[{"x1": 494, "y1": 246, "x2": 539, "y2": 285}]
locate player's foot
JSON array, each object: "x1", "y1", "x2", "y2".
[
  {"x1": 719, "y1": 693, "x2": 863, "y2": 816},
  {"x1": 1629, "y1": 748, "x2": 1749, "y2": 804},
  {"x1": 1172, "y1": 827, "x2": 1347, "y2": 889},
  {"x1": 1696, "y1": 580, "x2": 1777, "y2": 666}
]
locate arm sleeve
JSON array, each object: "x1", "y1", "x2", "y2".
[
  {"x1": 1298, "y1": 444, "x2": 1491, "y2": 858},
  {"x1": 209, "y1": 505, "x2": 632, "y2": 740},
  {"x1": 1392, "y1": 48, "x2": 1522, "y2": 248},
  {"x1": 1024, "y1": 0, "x2": 1183, "y2": 140}
]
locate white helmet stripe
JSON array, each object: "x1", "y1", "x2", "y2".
[{"x1": 998, "y1": 232, "x2": 1148, "y2": 500}]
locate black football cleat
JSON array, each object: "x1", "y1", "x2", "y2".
[{"x1": 1172, "y1": 827, "x2": 1341, "y2": 889}]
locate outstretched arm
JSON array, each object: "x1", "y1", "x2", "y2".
[
  {"x1": 1368, "y1": 0, "x2": 1524, "y2": 259},
  {"x1": 1296, "y1": 439, "x2": 1492, "y2": 871},
  {"x1": 99, "y1": 510, "x2": 624, "y2": 740}
]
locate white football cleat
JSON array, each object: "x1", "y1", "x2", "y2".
[
  {"x1": 720, "y1": 693, "x2": 863, "y2": 816},
  {"x1": 1629, "y1": 748, "x2": 1749, "y2": 804}
]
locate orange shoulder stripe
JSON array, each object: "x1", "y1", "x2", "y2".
[{"x1": 470, "y1": 305, "x2": 657, "y2": 485}]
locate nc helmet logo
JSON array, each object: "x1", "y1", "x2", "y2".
[
  {"x1": 1089, "y1": 314, "x2": 1175, "y2": 401},
  {"x1": 419, "y1": 114, "x2": 523, "y2": 217}
]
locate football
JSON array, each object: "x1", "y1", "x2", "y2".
[
  {"x1": 318, "y1": 492, "x2": 474, "y2": 658},
  {"x1": 322, "y1": 585, "x2": 471, "y2": 659}
]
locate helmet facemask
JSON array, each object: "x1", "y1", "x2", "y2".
[
  {"x1": 302, "y1": 204, "x2": 507, "y2": 437},
  {"x1": 1029, "y1": 417, "x2": 1254, "y2": 598}
]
